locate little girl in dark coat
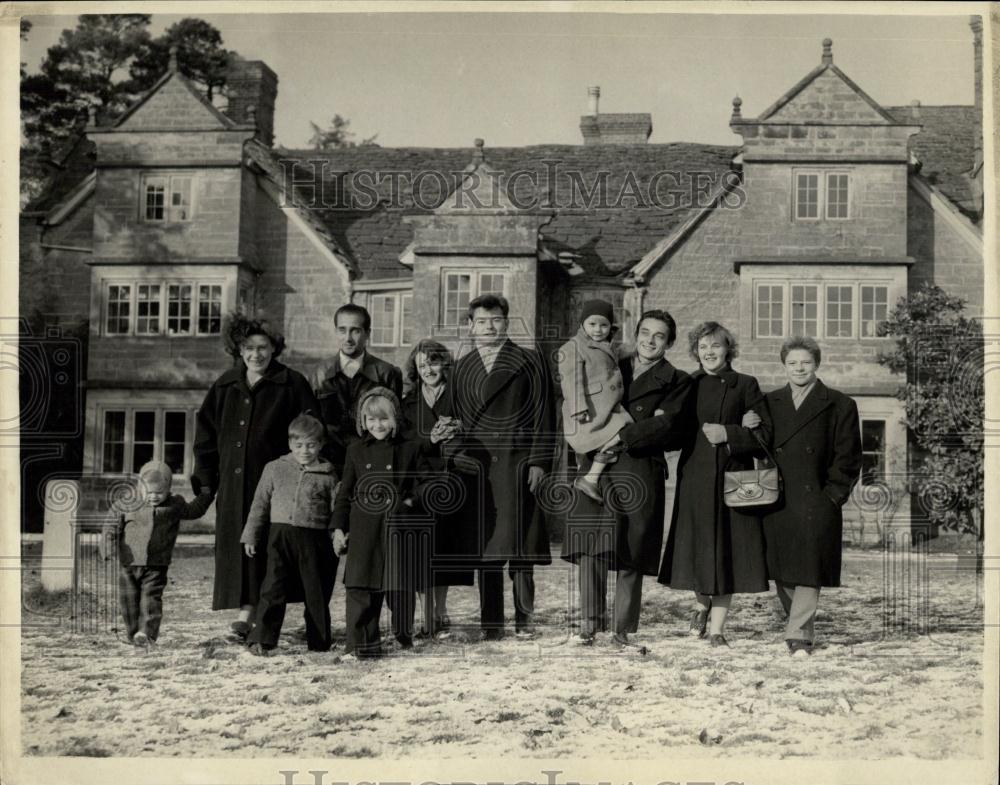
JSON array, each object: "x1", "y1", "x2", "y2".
[{"x1": 332, "y1": 386, "x2": 432, "y2": 658}]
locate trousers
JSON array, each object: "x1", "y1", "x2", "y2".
[{"x1": 119, "y1": 565, "x2": 169, "y2": 641}]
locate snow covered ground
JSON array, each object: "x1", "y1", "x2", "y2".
[{"x1": 19, "y1": 547, "x2": 983, "y2": 759}]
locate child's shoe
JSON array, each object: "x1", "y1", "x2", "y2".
[
  {"x1": 247, "y1": 642, "x2": 271, "y2": 657},
  {"x1": 228, "y1": 620, "x2": 252, "y2": 643},
  {"x1": 573, "y1": 476, "x2": 603, "y2": 504},
  {"x1": 571, "y1": 632, "x2": 595, "y2": 646},
  {"x1": 133, "y1": 631, "x2": 149, "y2": 648}
]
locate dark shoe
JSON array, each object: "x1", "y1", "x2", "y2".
[
  {"x1": 395, "y1": 636, "x2": 414, "y2": 650},
  {"x1": 574, "y1": 476, "x2": 603, "y2": 504},
  {"x1": 229, "y1": 620, "x2": 251, "y2": 643},
  {"x1": 611, "y1": 632, "x2": 629, "y2": 647},
  {"x1": 786, "y1": 639, "x2": 813, "y2": 657},
  {"x1": 571, "y1": 632, "x2": 595, "y2": 646},
  {"x1": 247, "y1": 642, "x2": 271, "y2": 657},
  {"x1": 688, "y1": 610, "x2": 709, "y2": 638},
  {"x1": 436, "y1": 615, "x2": 451, "y2": 631},
  {"x1": 709, "y1": 634, "x2": 730, "y2": 648},
  {"x1": 481, "y1": 628, "x2": 504, "y2": 642},
  {"x1": 515, "y1": 625, "x2": 537, "y2": 640}
]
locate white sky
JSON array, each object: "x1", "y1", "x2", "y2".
[{"x1": 21, "y1": 11, "x2": 978, "y2": 150}]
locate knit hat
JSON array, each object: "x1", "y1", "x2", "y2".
[
  {"x1": 355, "y1": 385, "x2": 403, "y2": 437},
  {"x1": 138, "y1": 460, "x2": 173, "y2": 492},
  {"x1": 579, "y1": 299, "x2": 615, "y2": 325}
]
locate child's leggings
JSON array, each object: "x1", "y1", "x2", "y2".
[{"x1": 119, "y1": 565, "x2": 168, "y2": 641}]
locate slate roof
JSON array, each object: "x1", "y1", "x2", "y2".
[
  {"x1": 271, "y1": 143, "x2": 738, "y2": 280},
  {"x1": 886, "y1": 104, "x2": 981, "y2": 217},
  {"x1": 22, "y1": 135, "x2": 97, "y2": 214}
]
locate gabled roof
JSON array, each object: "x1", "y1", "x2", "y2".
[
  {"x1": 110, "y1": 66, "x2": 238, "y2": 131},
  {"x1": 22, "y1": 135, "x2": 96, "y2": 214},
  {"x1": 757, "y1": 60, "x2": 898, "y2": 124},
  {"x1": 269, "y1": 143, "x2": 738, "y2": 280},
  {"x1": 886, "y1": 105, "x2": 981, "y2": 217}
]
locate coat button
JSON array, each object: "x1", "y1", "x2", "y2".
[
  {"x1": 806, "y1": 447, "x2": 814, "y2": 454},
  {"x1": 365, "y1": 463, "x2": 372, "y2": 469},
  {"x1": 244, "y1": 398, "x2": 251, "y2": 404},
  {"x1": 636, "y1": 405, "x2": 644, "y2": 412},
  {"x1": 804, "y1": 484, "x2": 812, "y2": 491},
  {"x1": 386, "y1": 464, "x2": 392, "y2": 470},
  {"x1": 776, "y1": 447, "x2": 783, "y2": 454},
  {"x1": 491, "y1": 456, "x2": 498, "y2": 463},
  {"x1": 235, "y1": 468, "x2": 242, "y2": 475},
  {"x1": 235, "y1": 441, "x2": 242, "y2": 448},
  {"x1": 239, "y1": 420, "x2": 245, "y2": 426}
]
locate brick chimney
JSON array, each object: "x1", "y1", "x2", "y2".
[
  {"x1": 579, "y1": 86, "x2": 652, "y2": 145},
  {"x1": 225, "y1": 56, "x2": 278, "y2": 146}
]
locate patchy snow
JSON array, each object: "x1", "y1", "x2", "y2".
[{"x1": 19, "y1": 549, "x2": 983, "y2": 759}]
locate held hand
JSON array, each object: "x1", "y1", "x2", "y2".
[
  {"x1": 244, "y1": 543, "x2": 256, "y2": 558},
  {"x1": 702, "y1": 423, "x2": 728, "y2": 445},
  {"x1": 332, "y1": 529, "x2": 348, "y2": 555},
  {"x1": 572, "y1": 411, "x2": 591, "y2": 424},
  {"x1": 527, "y1": 466, "x2": 545, "y2": 494},
  {"x1": 742, "y1": 410, "x2": 762, "y2": 429},
  {"x1": 403, "y1": 497, "x2": 414, "y2": 508}
]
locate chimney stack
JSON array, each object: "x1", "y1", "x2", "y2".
[
  {"x1": 588, "y1": 86, "x2": 601, "y2": 116},
  {"x1": 970, "y1": 16, "x2": 983, "y2": 111},
  {"x1": 579, "y1": 87, "x2": 651, "y2": 145},
  {"x1": 225, "y1": 56, "x2": 278, "y2": 147}
]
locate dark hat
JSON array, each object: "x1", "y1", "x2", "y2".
[{"x1": 579, "y1": 299, "x2": 615, "y2": 325}]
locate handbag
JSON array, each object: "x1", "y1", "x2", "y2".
[{"x1": 722, "y1": 429, "x2": 782, "y2": 509}]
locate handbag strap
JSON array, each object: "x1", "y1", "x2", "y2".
[{"x1": 749, "y1": 427, "x2": 780, "y2": 467}]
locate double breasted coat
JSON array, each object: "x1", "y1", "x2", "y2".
[
  {"x1": 657, "y1": 367, "x2": 771, "y2": 596},
  {"x1": 192, "y1": 360, "x2": 319, "y2": 610},
  {"x1": 762, "y1": 381, "x2": 862, "y2": 588},
  {"x1": 557, "y1": 328, "x2": 633, "y2": 454},
  {"x1": 401, "y1": 385, "x2": 476, "y2": 586},
  {"x1": 560, "y1": 357, "x2": 693, "y2": 575},
  {"x1": 451, "y1": 340, "x2": 556, "y2": 565},
  {"x1": 332, "y1": 434, "x2": 433, "y2": 592}
]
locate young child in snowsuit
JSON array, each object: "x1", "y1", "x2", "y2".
[
  {"x1": 558, "y1": 299, "x2": 634, "y2": 503},
  {"x1": 107, "y1": 460, "x2": 214, "y2": 648},
  {"x1": 240, "y1": 414, "x2": 341, "y2": 655},
  {"x1": 333, "y1": 386, "x2": 432, "y2": 659}
]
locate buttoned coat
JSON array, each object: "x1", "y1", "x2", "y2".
[
  {"x1": 762, "y1": 380, "x2": 862, "y2": 587},
  {"x1": 313, "y1": 352, "x2": 403, "y2": 468},
  {"x1": 557, "y1": 328, "x2": 633, "y2": 454},
  {"x1": 192, "y1": 360, "x2": 319, "y2": 610},
  {"x1": 451, "y1": 340, "x2": 556, "y2": 564},
  {"x1": 560, "y1": 357, "x2": 693, "y2": 575},
  {"x1": 657, "y1": 368, "x2": 772, "y2": 595},
  {"x1": 332, "y1": 435, "x2": 432, "y2": 591}
]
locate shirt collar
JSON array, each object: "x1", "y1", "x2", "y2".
[{"x1": 339, "y1": 350, "x2": 366, "y2": 378}]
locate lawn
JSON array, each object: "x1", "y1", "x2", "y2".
[{"x1": 18, "y1": 546, "x2": 984, "y2": 759}]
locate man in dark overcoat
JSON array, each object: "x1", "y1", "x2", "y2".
[
  {"x1": 451, "y1": 294, "x2": 556, "y2": 639},
  {"x1": 313, "y1": 303, "x2": 403, "y2": 471},
  {"x1": 562, "y1": 310, "x2": 694, "y2": 646},
  {"x1": 759, "y1": 337, "x2": 862, "y2": 656}
]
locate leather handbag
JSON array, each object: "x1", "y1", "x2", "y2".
[{"x1": 723, "y1": 429, "x2": 782, "y2": 509}]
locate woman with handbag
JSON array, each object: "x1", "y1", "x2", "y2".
[
  {"x1": 746, "y1": 337, "x2": 861, "y2": 657},
  {"x1": 657, "y1": 322, "x2": 771, "y2": 647}
]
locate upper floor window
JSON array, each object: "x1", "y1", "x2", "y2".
[
  {"x1": 441, "y1": 270, "x2": 508, "y2": 327},
  {"x1": 794, "y1": 170, "x2": 850, "y2": 221},
  {"x1": 368, "y1": 291, "x2": 414, "y2": 348},
  {"x1": 142, "y1": 174, "x2": 193, "y2": 222},
  {"x1": 104, "y1": 279, "x2": 224, "y2": 336},
  {"x1": 753, "y1": 279, "x2": 888, "y2": 340}
]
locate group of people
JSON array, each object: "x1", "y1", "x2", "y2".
[{"x1": 107, "y1": 293, "x2": 862, "y2": 660}]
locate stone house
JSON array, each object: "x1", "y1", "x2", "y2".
[{"x1": 20, "y1": 26, "x2": 984, "y2": 541}]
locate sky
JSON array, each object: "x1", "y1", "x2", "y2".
[{"x1": 21, "y1": 10, "x2": 978, "y2": 150}]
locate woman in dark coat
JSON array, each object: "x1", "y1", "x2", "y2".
[
  {"x1": 657, "y1": 321, "x2": 771, "y2": 647},
  {"x1": 192, "y1": 315, "x2": 319, "y2": 637},
  {"x1": 401, "y1": 339, "x2": 476, "y2": 637},
  {"x1": 753, "y1": 337, "x2": 862, "y2": 656}
]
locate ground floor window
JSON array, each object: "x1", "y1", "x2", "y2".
[
  {"x1": 861, "y1": 419, "x2": 886, "y2": 486},
  {"x1": 100, "y1": 407, "x2": 195, "y2": 475}
]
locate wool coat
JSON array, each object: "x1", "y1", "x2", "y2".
[
  {"x1": 557, "y1": 328, "x2": 633, "y2": 454},
  {"x1": 657, "y1": 367, "x2": 771, "y2": 596},
  {"x1": 332, "y1": 434, "x2": 433, "y2": 592},
  {"x1": 240, "y1": 454, "x2": 340, "y2": 546},
  {"x1": 762, "y1": 380, "x2": 862, "y2": 588},
  {"x1": 401, "y1": 385, "x2": 477, "y2": 586},
  {"x1": 313, "y1": 352, "x2": 403, "y2": 469},
  {"x1": 192, "y1": 359, "x2": 319, "y2": 610},
  {"x1": 451, "y1": 340, "x2": 556, "y2": 565},
  {"x1": 560, "y1": 357, "x2": 693, "y2": 575},
  {"x1": 110, "y1": 492, "x2": 214, "y2": 567}
]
